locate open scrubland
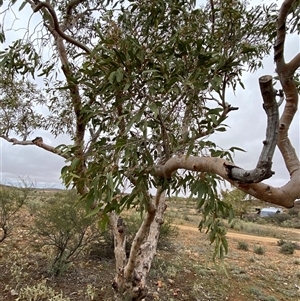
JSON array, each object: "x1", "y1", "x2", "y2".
[{"x1": 0, "y1": 188, "x2": 300, "y2": 301}]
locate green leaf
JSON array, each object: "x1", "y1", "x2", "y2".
[
  {"x1": 115, "y1": 137, "x2": 127, "y2": 149},
  {"x1": 85, "y1": 205, "x2": 101, "y2": 218},
  {"x1": 108, "y1": 71, "x2": 116, "y2": 83},
  {"x1": 19, "y1": 1, "x2": 27, "y2": 11},
  {"x1": 229, "y1": 146, "x2": 246, "y2": 153},
  {"x1": 70, "y1": 158, "x2": 81, "y2": 169},
  {"x1": 186, "y1": 142, "x2": 194, "y2": 158},
  {"x1": 124, "y1": 108, "x2": 144, "y2": 134},
  {"x1": 69, "y1": 172, "x2": 80, "y2": 178},
  {"x1": 142, "y1": 69, "x2": 159, "y2": 74},
  {"x1": 210, "y1": 150, "x2": 223, "y2": 157},
  {"x1": 115, "y1": 68, "x2": 123, "y2": 82},
  {"x1": 221, "y1": 236, "x2": 228, "y2": 254},
  {"x1": 215, "y1": 127, "x2": 226, "y2": 132},
  {"x1": 107, "y1": 172, "x2": 114, "y2": 191},
  {"x1": 149, "y1": 103, "x2": 159, "y2": 118},
  {"x1": 123, "y1": 82, "x2": 131, "y2": 91}
]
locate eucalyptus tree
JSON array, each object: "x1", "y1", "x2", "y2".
[{"x1": 1, "y1": 0, "x2": 299, "y2": 300}]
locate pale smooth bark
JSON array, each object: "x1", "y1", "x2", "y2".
[
  {"x1": 154, "y1": 155, "x2": 299, "y2": 208},
  {"x1": 112, "y1": 189, "x2": 166, "y2": 301}
]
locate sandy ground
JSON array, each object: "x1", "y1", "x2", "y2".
[{"x1": 176, "y1": 224, "x2": 300, "y2": 244}]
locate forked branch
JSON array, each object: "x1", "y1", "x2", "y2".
[
  {"x1": 153, "y1": 154, "x2": 299, "y2": 208},
  {"x1": 33, "y1": 1, "x2": 90, "y2": 54},
  {"x1": 226, "y1": 75, "x2": 278, "y2": 183}
]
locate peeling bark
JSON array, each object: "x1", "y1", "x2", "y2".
[
  {"x1": 111, "y1": 213, "x2": 127, "y2": 296},
  {"x1": 112, "y1": 189, "x2": 167, "y2": 301}
]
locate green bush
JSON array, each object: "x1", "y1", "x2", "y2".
[
  {"x1": 254, "y1": 245, "x2": 265, "y2": 255},
  {"x1": 277, "y1": 239, "x2": 286, "y2": 246},
  {"x1": 237, "y1": 241, "x2": 249, "y2": 251},
  {"x1": 31, "y1": 190, "x2": 99, "y2": 275},
  {"x1": 0, "y1": 186, "x2": 30, "y2": 242},
  {"x1": 277, "y1": 239, "x2": 300, "y2": 254},
  {"x1": 279, "y1": 242, "x2": 295, "y2": 255},
  {"x1": 287, "y1": 207, "x2": 300, "y2": 217},
  {"x1": 267, "y1": 213, "x2": 291, "y2": 225},
  {"x1": 228, "y1": 218, "x2": 240, "y2": 229}
]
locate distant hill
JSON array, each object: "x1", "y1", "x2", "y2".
[{"x1": 0, "y1": 183, "x2": 64, "y2": 192}]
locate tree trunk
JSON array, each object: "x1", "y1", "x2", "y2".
[{"x1": 112, "y1": 190, "x2": 167, "y2": 300}]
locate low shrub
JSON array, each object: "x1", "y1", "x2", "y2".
[
  {"x1": 237, "y1": 241, "x2": 249, "y2": 251},
  {"x1": 277, "y1": 239, "x2": 300, "y2": 254},
  {"x1": 31, "y1": 190, "x2": 99, "y2": 275},
  {"x1": 16, "y1": 280, "x2": 70, "y2": 301},
  {"x1": 287, "y1": 207, "x2": 300, "y2": 217},
  {"x1": 279, "y1": 242, "x2": 295, "y2": 255},
  {"x1": 228, "y1": 218, "x2": 240, "y2": 229},
  {"x1": 277, "y1": 239, "x2": 286, "y2": 246},
  {"x1": 267, "y1": 213, "x2": 291, "y2": 225},
  {"x1": 254, "y1": 245, "x2": 265, "y2": 255},
  {"x1": 0, "y1": 186, "x2": 30, "y2": 242}
]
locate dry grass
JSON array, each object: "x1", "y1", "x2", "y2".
[{"x1": 0, "y1": 192, "x2": 300, "y2": 301}]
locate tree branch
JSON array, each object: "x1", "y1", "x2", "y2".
[
  {"x1": 158, "y1": 111, "x2": 171, "y2": 160},
  {"x1": 209, "y1": 0, "x2": 215, "y2": 35},
  {"x1": 274, "y1": 0, "x2": 300, "y2": 176},
  {"x1": 132, "y1": 189, "x2": 167, "y2": 299},
  {"x1": 111, "y1": 212, "x2": 127, "y2": 294},
  {"x1": 0, "y1": 135, "x2": 70, "y2": 159},
  {"x1": 153, "y1": 155, "x2": 299, "y2": 208},
  {"x1": 229, "y1": 75, "x2": 279, "y2": 183},
  {"x1": 84, "y1": 127, "x2": 102, "y2": 158},
  {"x1": 286, "y1": 52, "x2": 300, "y2": 74},
  {"x1": 178, "y1": 102, "x2": 238, "y2": 147},
  {"x1": 274, "y1": 0, "x2": 296, "y2": 70},
  {"x1": 33, "y1": 1, "x2": 90, "y2": 54},
  {"x1": 124, "y1": 195, "x2": 156, "y2": 281}
]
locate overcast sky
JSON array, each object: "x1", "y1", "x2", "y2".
[{"x1": 0, "y1": 1, "x2": 299, "y2": 190}]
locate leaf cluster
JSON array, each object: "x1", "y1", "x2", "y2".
[{"x1": 0, "y1": 69, "x2": 46, "y2": 139}]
